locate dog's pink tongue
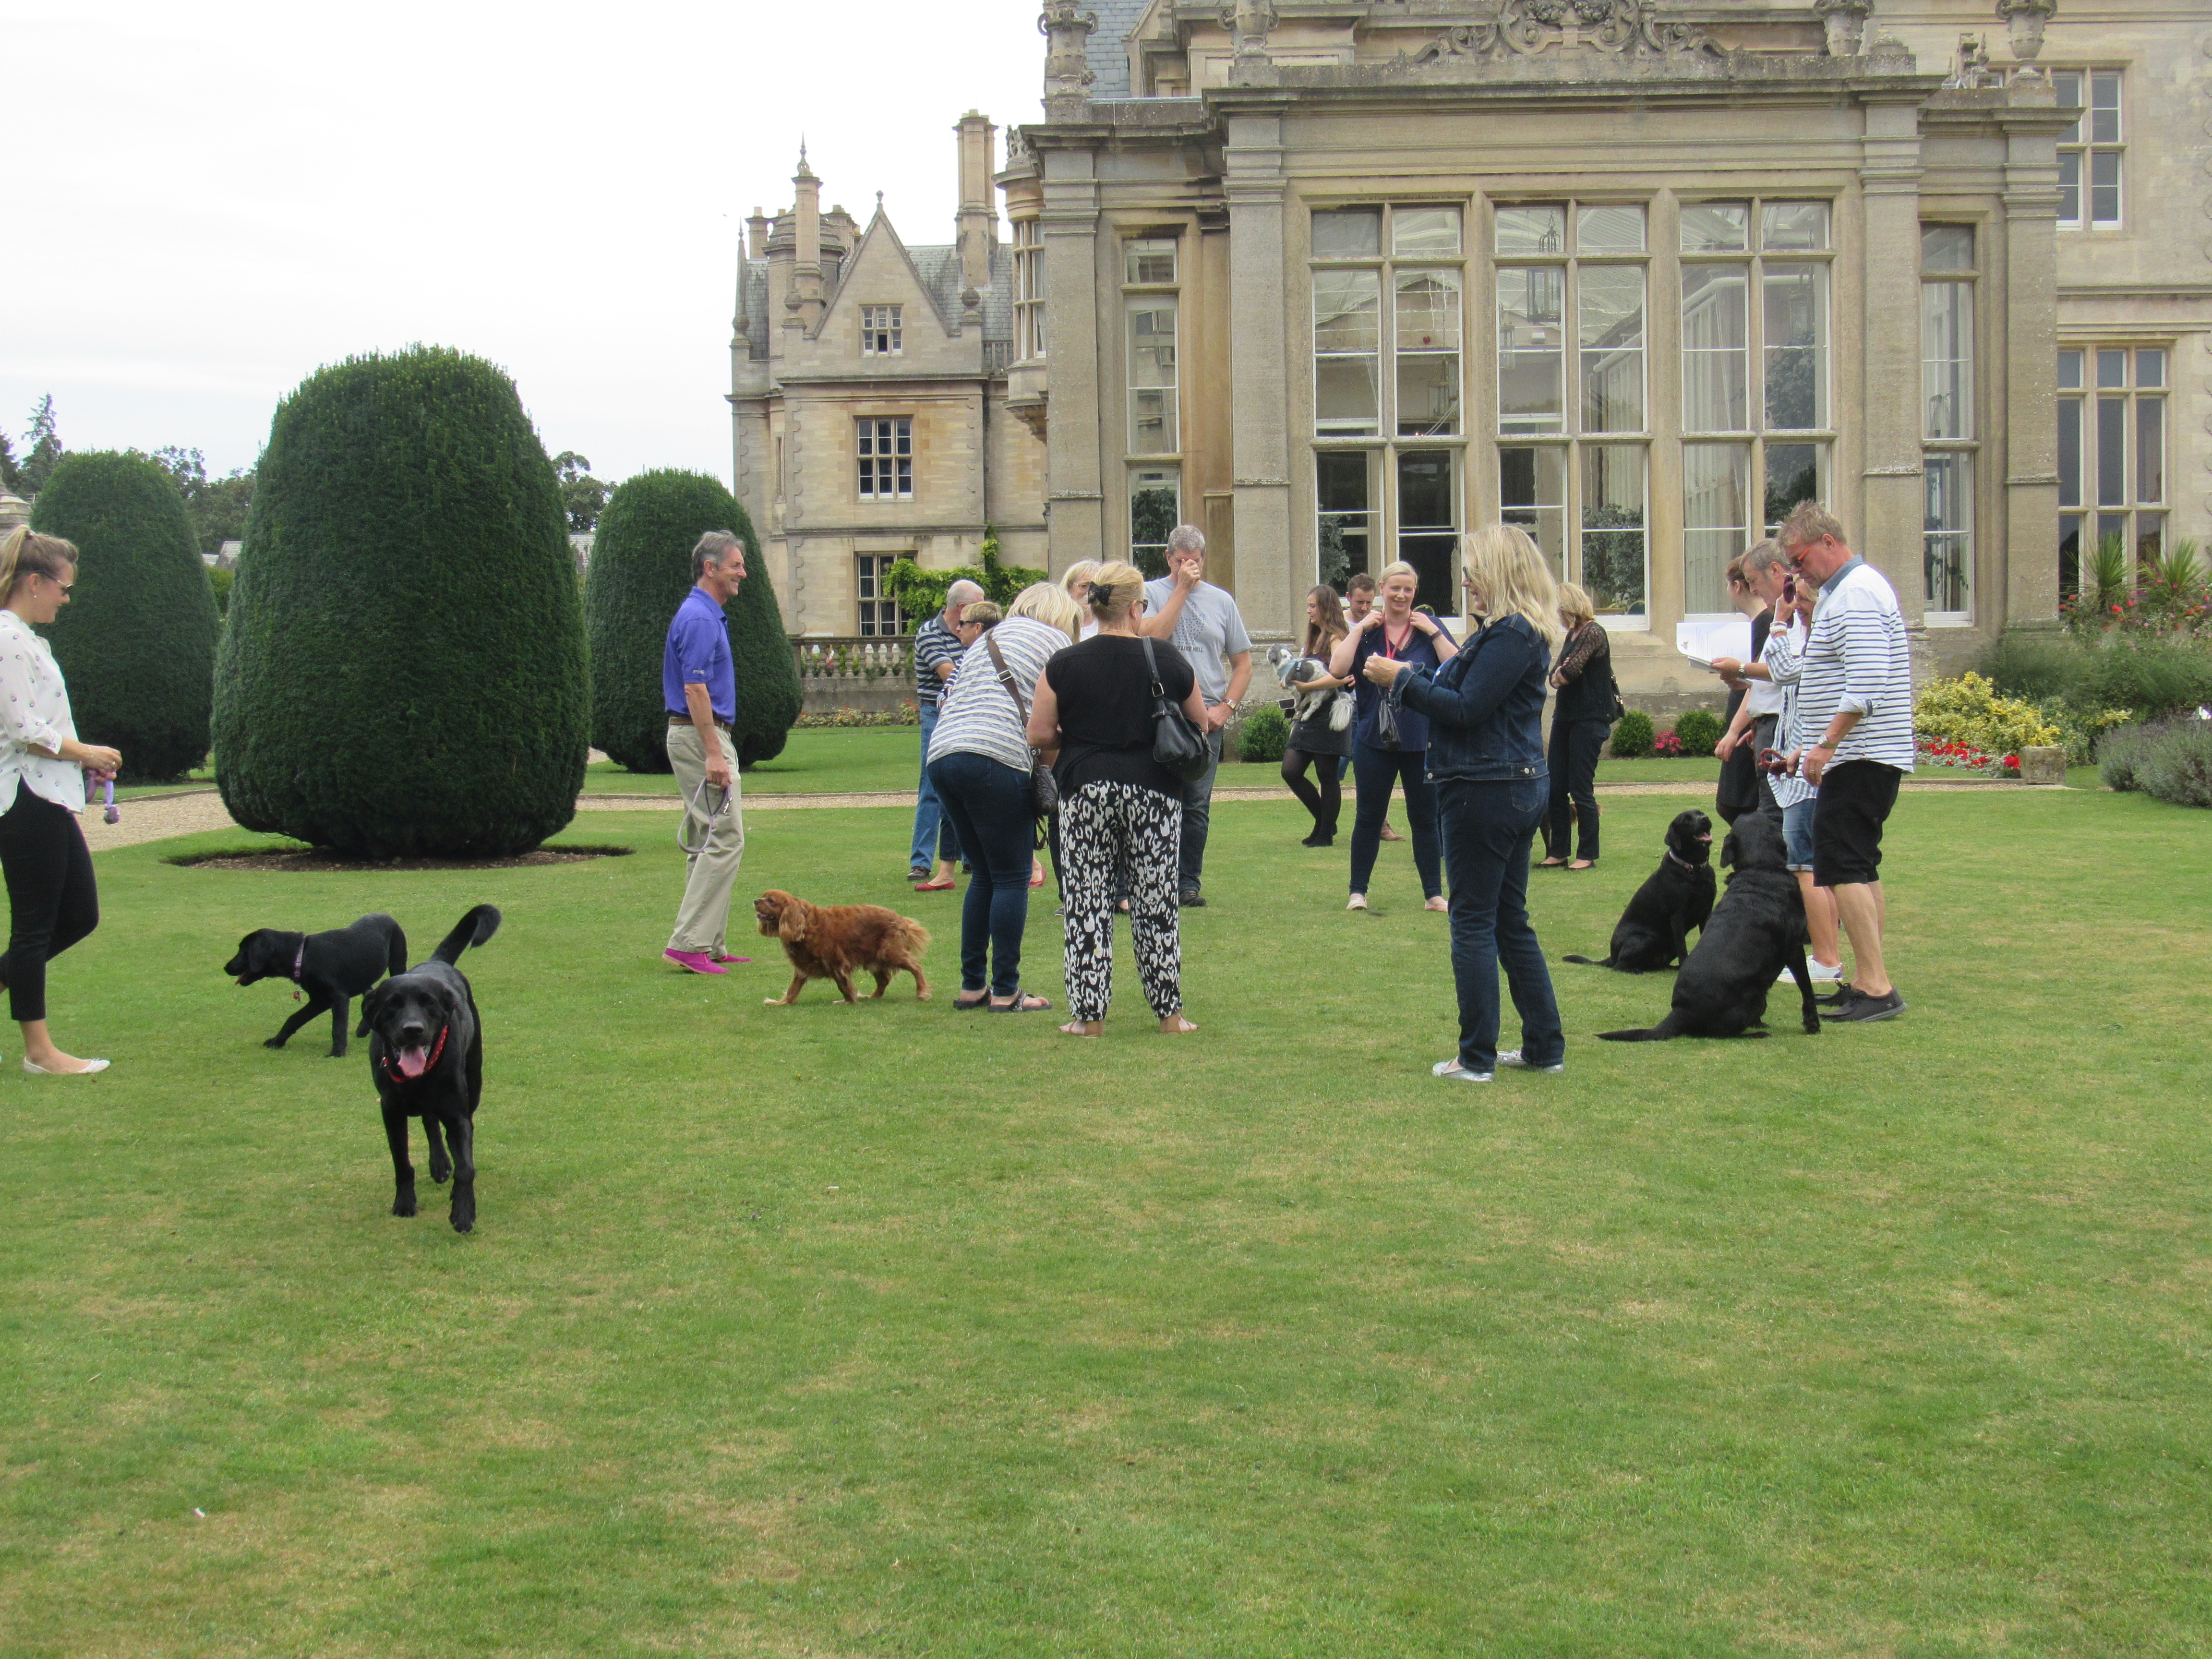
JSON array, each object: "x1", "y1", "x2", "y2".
[{"x1": 397, "y1": 1047, "x2": 429, "y2": 1079}]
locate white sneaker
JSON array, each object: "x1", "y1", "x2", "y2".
[
  {"x1": 1496, "y1": 1050, "x2": 1564, "y2": 1073},
  {"x1": 24, "y1": 1057, "x2": 109, "y2": 1075},
  {"x1": 1777, "y1": 960, "x2": 1843, "y2": 984},
  {"x1": 1431, "y1": 1058, "x2": 1493, "y2": 1082},
  {"x1": 1346, "y1": 894, "x2": 1368, "y2": 911}
]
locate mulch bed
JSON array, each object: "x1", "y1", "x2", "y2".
[{"x1": 171, "y1": 845, "x2": 632, "y2": 872}]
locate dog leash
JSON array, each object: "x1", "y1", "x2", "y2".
[{"x1": 679, "y1": 777, "x2": 734, "y2": 856}]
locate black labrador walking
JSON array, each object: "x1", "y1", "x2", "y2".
[{"x1": 226, "y1": 914, "x2": 408, "y2": 1057}]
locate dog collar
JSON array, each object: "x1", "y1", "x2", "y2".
[
  {"x1": 375, "y1": 1024, "x2": 449, "y2": 1085},
  {"x1": 1664, "y1": 848, "x2": 1705, "y2": 871},
  {"x1": 290, "y1": 938, "x2": 306, "y2": 1001}
]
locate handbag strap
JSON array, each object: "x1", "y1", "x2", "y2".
[
  {"x1": 984, "y1": 631, "x2": 1032, "y2": 726},
  {"x1": 1139, "y1": 633, "x2": 1167, "y2": 699}
]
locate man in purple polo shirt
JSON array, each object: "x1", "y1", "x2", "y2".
[{"x1": 662, "y1": 531, "x2": 749, "y2": 975}]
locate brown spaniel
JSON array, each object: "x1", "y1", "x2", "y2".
[{"x1": 753, "y1": 890, "x2": 931, "y2": 1006}]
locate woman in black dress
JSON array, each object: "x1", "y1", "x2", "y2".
[
  {"x1": 1537, "y1": 582, "x2": 1618, "y2": 871},
  {"x1": 1280, "y1": 585, "x2": 1352, "y2": 846}
]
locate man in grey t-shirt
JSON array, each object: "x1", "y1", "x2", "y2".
[{"x1": 1141, "y1": 525, "x2": 1252, "y2": 906}]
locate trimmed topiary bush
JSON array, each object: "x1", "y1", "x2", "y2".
[
  {"x1": 213, "y1": 347, "x2": 588, "y2": 857},
  {"x1": 1235, "y1": 703, "x2": 1290, "y2": 763},
  {"x1": 1610, "y1": 709, "x2": 1656, "y2": 757},
  {"x1": 587, "y1": 470, "x2": 747, "y2": 774},
  {"x1": 30, "y1": 451, "x2": 220, "y2": 782},
  {"x1": 722, "y1": 511, "x2": 801, "y2": 770},
  {"x1": 1672, "y1": 707, "x2": 1723, "y2": 757}
]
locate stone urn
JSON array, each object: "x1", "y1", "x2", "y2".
[
  {"x1": 0, "y1": 493, "x2": 29, "y2": 533},
  {"x1": 2019, "y1": 745, "x2": 2066, "y2": 785}
]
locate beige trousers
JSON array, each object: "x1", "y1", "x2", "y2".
[{"x1": 666, "y1": 722, "x2": 745, "y2": 954}]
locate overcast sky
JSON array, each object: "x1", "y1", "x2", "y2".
[{"x1": 2, "y1": 0, "x2": 1046, "y2": 488}]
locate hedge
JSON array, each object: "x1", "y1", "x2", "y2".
[
  {"x1": 2101, "y1": 718, "x2": 2212, "y2": 807},
  {"x1": 1610, "y1": 709, "x2": 1656, "y2": 757},
  {"x1": 1671, "y1": 708, "x2": 1723, "y2": 758},
  {"x1": 31, "y1": 451, "x2": 221, "y2": 782},
  {"x1": 1235, "y1": 704, "x2": 1290, "y2": 763},
  {"x1": 212, "y1": 347, "x2": 588, "y2": 857},
  {"x1": 882, "y1": 531, "x2": 1047, "y2": 621}
]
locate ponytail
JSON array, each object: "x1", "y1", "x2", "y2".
[{"x1": 0, "y1": 527, "x2": 77, "y2": 599}]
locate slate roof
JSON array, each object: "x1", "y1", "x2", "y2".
[{"x1": 1085, "y1": 0, "x2": 1151, "y2": 99}]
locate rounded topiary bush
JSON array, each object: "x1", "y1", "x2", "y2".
[
  {"x1": 1235, "y1": 703, "x2": 1290, "y2": 763},
  {"x1": 30, "y1": 451, "x2": 221, "y2": 782},
  {"x1": 1673, "y1": 707, "x2": 1723, "y2": 757},
  {"x1": 723, "y1": 515, "x2": 801, "y2": 771},
  {"x1": 1610, "y1": 709, "x2": 1656, "y2": 757},
  {"x1": 213, "y1": 347, "x2": 588, "y2": 857}
]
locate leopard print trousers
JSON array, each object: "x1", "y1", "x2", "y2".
[{"x1": 1059, "y1": 781, "x2": 1183, "y2": 1022}]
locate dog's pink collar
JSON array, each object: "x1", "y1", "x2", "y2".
[{"x1": 290, "y1": 938, "x2": 306, "y2": 1001}]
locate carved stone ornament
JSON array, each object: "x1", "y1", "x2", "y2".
[
  {"x1": 1995, "y1": 0, "x2": 2055, "y2": 75},
  {"x1": 1039, "y1": 1, "x2": 1098, "y2": 104},
  {"x1": 1412, "y1": 0, "x2": 1719, "y2": 62},
  {"x1": 1813, "y1": 0, "x2": 1873, "y2": 57},
  {"x1": 1219, "y1": 0, "x2": 1278, "y2": 59}
]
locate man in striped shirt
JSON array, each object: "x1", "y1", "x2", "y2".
[{"x1": 1776, "y1": 501, "x2": 1914, "y2": 1022}]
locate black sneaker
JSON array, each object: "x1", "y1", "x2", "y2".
[
  {"x1": 1178, "y1": 889, "x2": 1206, "y2": 908},
  {"x1": 1823, "y1": 987, "x2": 1906, "y2": 1022},
  {"x1": 1815, "y1": 983, "x2": 1860, "y2": 1008}
]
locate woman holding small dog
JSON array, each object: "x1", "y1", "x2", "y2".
[
  {"x1": 1363, "y1": 526, "x2": 1564, "y2": 1082},
  {"x1": 1280, "y1": 585, "x2": 1353, "y2": 847},
  {"x1": 0, "y1": 528, "x2": 120, "y2": 1076},
  {"x1": 925, "y1": 582, "x2": 1082, "y2": 1013},
  {"x1": 1026, "y1": 562, "x2": 1205, "y2": 1038}
]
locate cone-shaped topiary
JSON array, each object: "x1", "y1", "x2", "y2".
[
  {"x1": 586, "y1": 469, "x2": 745, "y2": 773},
  {"x1": 212, "y1": 347, "x2": 588, "y2": 857},
  {"x1": 31, "y1": 451, "x2": 220, "y2": 783},
  {"x1": 724, "y1": 506, "x2": 800, "y2": 769}
]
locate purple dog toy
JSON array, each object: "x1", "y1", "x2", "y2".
[{"x1": 100, "y1": 777, "x2": 119, "y2": 825}]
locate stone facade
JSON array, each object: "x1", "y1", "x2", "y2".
[
  {"x1": 731, "y1": 119, "x2": 1047, "y2": 638},
  {"x1": 996, "y1": 0, "x2": 2206, "y2": 700}
]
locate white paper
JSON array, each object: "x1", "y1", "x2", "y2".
[{"x1": 1674, "y1": 615, "x2": 1753, "y2": 668}]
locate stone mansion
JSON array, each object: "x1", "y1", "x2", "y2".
[{"x1": 735, "y1": 0, "x2": 2205, "y2": 697}]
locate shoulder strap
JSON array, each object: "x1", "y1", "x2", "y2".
[
  {"x1": 1139, "y1": 633, "x2": 1166, "y2": 697},
  {"x1": 984, "y1": 631, "x2": 1030, "y2": 723}
]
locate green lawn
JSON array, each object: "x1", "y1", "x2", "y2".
[{"x1": 5, "y1": 789, "x2": 2208, "y2": 1655}]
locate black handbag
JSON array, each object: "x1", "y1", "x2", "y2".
[
  {"x1": 984, "y1": 632, "x2": 1059, "y2": 816},
  {"x1": 1142, "y1": 635, "x2": 1213, "y2": 782}
]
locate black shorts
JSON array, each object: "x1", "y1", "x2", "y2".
[{"x1": 1812, "y1": 760, "x2": 1901, "y2": 888}]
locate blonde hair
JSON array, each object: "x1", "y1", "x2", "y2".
[
  {"x1": 1779, "y1": 501, "x2": 1845, "y2": 549},
  {"x1": 1007, "y1": 580, "x2": 1082, "y2": 642},
  {"x1": 1462, "y1": 526, "x2": 1565, "y2": 649},
  {"x1": 1556, "y1": 581, "x2": 1595, "y2": 628},
  {"x1": 959, "y1": 601, "x2": 1003, "y2": 630},
  {"x1": 1376, "y1": 560, "x2": 1418, "y2": 590},
  {"x1": 1059, "y1": 559, "x2": 1101, "y2": 597},
  {"x1": 0, "y1": 528, "x2": 77, "y2": 600},
  {"x1": 1080, "y1": 560, "x2": 1146, "y2": 625}
]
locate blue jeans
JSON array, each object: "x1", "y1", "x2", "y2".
[
  {"x1": 1349, "y1": 744, "x2": 1443, "y2": 899},
  {"x1": 1175, "y1": 727, "x2": 1226, "y2": 893},
  {"x1": 927, "y1": 750, "x2": 1035, "y2": 998},
  {"x1": 1437, "y1": 777, "x2": 1563, "y2": 1073},
  {"x1": 911, "y1": 703, "x2": 961, "y2": 869}
]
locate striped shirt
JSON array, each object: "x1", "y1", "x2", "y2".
[
  {"x1": 1763, "y1": 618, "x2": 1813, "y2": 810},
  {"x1": 913, "y1": 615, "x2": 962, "y2": 708},
  {"x1": 1768, "y1": 557, "x2": 1915, "y2": 781},
  {"x1": 926, "y1": 617, "x2": 1068, "y2": 776}
]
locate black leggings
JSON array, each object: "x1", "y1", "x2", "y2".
[
  {"x1": 1281, "y1": 748, "x2": 1342, "y2": 837},
  {"x1": 0, "y1": 789, "x2": 99, "y2": 1024},
  {"x1": 1542, "y1": 717, "x2": 1608, "y2": 863}
]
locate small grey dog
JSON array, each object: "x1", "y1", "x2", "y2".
[{"x1": 1266, "y1": 644, "x2": 1343, "y2": 727}]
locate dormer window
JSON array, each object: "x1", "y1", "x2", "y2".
[{"x1": 863, "y1": 306, "x2": 903, "y2": 356}]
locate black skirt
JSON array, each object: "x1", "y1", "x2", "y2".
[{"x1": 1288, "y1": 709, "x2": 1353, "y2": 758}]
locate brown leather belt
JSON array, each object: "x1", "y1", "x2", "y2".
[{"x1": 668, "y1": 713, "x2": 732, "y2": 730}]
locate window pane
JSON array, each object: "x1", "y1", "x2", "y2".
[
  {"x1": 1921, "y1": 224, "x2": 1974, "y2": 270},
  {"x1": 1312, "y1": 209, "x2": 1381, "y2": 258},
  {"x1": 1680, "y1": 202, "x2": 1749, "y2": 252},
  {"x1": 2098, "y1": 513, "x2": 2128, "y2": 555},
  {"x1": 1766, "y1": 263, "x2": 1829, "y2": 431},
  {"x1": 2090, "y1": 151, "x2": 2120, "y2": 224},
  {"x1": 1498, "y1": 265, "x2": 1565, "y2": 433},
  {"x1": 1764, "y1": 443, "x2": 1824, "y2": 535},
  {"x1": 2057, "y1": 397, "x2": 2082, "y2": 507},
  {"x1": 2137, "y1": 513, "x2": 2164, "y2": 564},
  {"x1": 1579, "y1": 264, "x2": 1646, "y2": 433},
  {"x1": 1577, "y1": 204, "x2": 1646, "y2": 253},
  {"x1": 1313, "y1": 268, "x2": 1380, "y2": 352},
  {"x1": 2097, "y1": 349, "x2": 2127, "y2": 388},
  {"x1": 1921, "y1": 280, "x2": 1972, "y2": 440},
  {"x1": 1395, "y1": 268, "x2": 1461, "y2": 350},
  {"x1": 1923, "y1": 454, "x2": 1972, "y2": 613},
  {"x1": 1315, "y1": 357, "x2": 1380, "y2": 437},
  {"x1": 1681, "y1": 264, "x2": 1748, "y2": 432},
  {"x1": 2091, "y1": 72, "x2": 2121, "y2": 142},
  {"x1": 2060, "y1": 514, "x2": 2082, "y2": 595},
  {"x1": 1126, "y1": 238, "x2": 1177, "y2": 284},
  {"x1": 1398, "y1": 353, "x2": 1461, "y2": 437},
  {"x1": 1397, "y1": 450, "x2": 1458, "y2": 606},
  {"x1": 2137, "y1": 398, "x2": 2164, "y2": 503},
  {"x1": 1581, "y1": 445, "x2": 1647, "y2": 616},
  {"x1": 1131, "y1": 469, "x2": 1179, "y2": 578},
  {"x1": 1763, "y1": 202, "x2": 1830, "y2": 251},
  {"x1": 2136, "y1": 349, "x2": 2165, "y2": 387},
  {"x1": 1499, "y1": 445, "x2": 1566, "y2": 581},
  {"x1": 2053, "y1": 70, "x2": 2082, "y2": 141},
  {"x1": 2097, "y1": 396, "x2": 2127, "y2": 505},
  {"x1": 1316, "y1": 451, "x2": 1371, "y2": 587},
  {"x1": 1397, "y1": 269, "x2": 1464, "y2": 432},
  {"x1": 2057, "y1": 153, "x2": 2081, "y2": 225},
  {"x1": 1129, "y1": 299, "x2": 1177, "y2": 386},
  {"x1": 1394, "y1": 205, "x2": 1461, "y2": 256},
  {"x1": 1682, "y1": 443, "x2": 1750, "y2": 613},
  {"x1": 2057, "y1": 349, "x2": 2083, "y2": 389},
  {"x1": 1496, "y1": 204, "x2": 1565, "y2": 256}
]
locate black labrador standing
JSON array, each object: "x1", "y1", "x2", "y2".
[
  {"x1": 226, "y1": 914, "x2": 409, "y2": 1057},
  {"x1": 356, "y1": 904, "x2": 500, "y2": 1233},
  {"x1": 1599, "y1": 812, "x2": 1818, "y2": 1041},
  {"x1": 1563, "y1": 810, "x2": 1716, "y2": 973}
]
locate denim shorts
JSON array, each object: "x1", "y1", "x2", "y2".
[{"x1": 1781, "y1": 797, "x2": 1816, "y2": 873}]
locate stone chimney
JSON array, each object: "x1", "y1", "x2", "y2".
[
  {"x1": 956, "y1": 111, "x2": 998, "y2": 293},
  {"x1": 790, "y1": 145, "x2": 824, "y2": 335},
  {"x1": 747, "y1": 207, "x2": 769, "y2": 260}
]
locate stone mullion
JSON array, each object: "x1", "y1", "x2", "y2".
[
  {"x1": 1646, "y1": 189, "x2": 1685, "y2": 633},
  {"x1": 1857, "y1": 95, "x2": 1928, "y2": 628},
  {"x1": 2002, "y1": 106, "x2": 2063, "y2": 628},
  {"x1": 1226, "y1": 108, "x2": 1294, "y2": 631},
  {"x1": 1041, "y1": 150, "x2": 1104, "y2": 576}
]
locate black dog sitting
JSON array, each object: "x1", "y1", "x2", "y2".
[
  {"x1": 1563, "y1": 809, "x2": 1716, "y2": 973},
  {"x1": 226, "y1": 914, "x2": 409, "y2": 1057},
  {"x1": 356, "y1": 904, "x2": 500, "y2": 1233},
  {"x1": 1599, "y1": 812, "x2": 1818, "y2": 1042}
]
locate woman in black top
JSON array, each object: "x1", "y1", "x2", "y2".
[
  {"x1": 1281, "y1": 585, "x2": 1352, "y2": 846},
  {"x1": 1710, "y1": 551, "x2": 1774, "y2": 825},
  {"x1": 1027, "y1": 561, "x2": 1207, "y2": 1038},
  {"x1": 1537, "y1": 582, "x2": 1618, "y2": 870}
]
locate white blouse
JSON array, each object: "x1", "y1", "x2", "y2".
[{"x1": 0, "y1": 610, "x2": 85, "y2": 814}]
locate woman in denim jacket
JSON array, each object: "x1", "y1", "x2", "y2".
[{"x1": 1362, "y1": 525, "x2": 1566, "y2": 1082}]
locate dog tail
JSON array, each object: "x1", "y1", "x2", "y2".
[
  {"x1": 1561, "y1": 953, "x2": 1612, "y2": 967},
  {"x1": 364, "y1": 913, "x2": 409, "y2": 977},
  {"x1": 431, "y1": 904, "x2": 502, "y2": 966},
  {"x1": 1598, "y1": 1013, "x2": 1681, "y2": 1043},
  {"x1": 896, "y1": 917, "x2": 931, "y2": 956}
]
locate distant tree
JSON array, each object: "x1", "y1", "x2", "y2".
[
  {"x1": 553, "y1": 451, "x2": 612, "y2": 533},
  {"x1": 18, "y1": 396, "x2": 63, "y2": 495},
  {"x1": 152, "y1": 445, "x2": 255, "y2": 553},
  {"x1": 206, "y1": 565, "x2": 233, "y2": 618},
  {"x1": 0, "y1": 432, "x2": 22, "y2": 495}
]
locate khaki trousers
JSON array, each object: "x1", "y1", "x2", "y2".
[{"x1": 666, "y1": 722, "x2": 745, "y2": 954}]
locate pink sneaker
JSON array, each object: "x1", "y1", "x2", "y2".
[
  {"x1": 663, "y1": 948, "x2": 727, "y2": 975},
  {"x1": 709, "y1": 953, "x2": 751, "y2": 965}
]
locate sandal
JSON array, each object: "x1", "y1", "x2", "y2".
[
  {"x1": 990, "y1": 991, "x2": 1051, "y2": 1012},
  {"x1": 1158, "y1": 1014, "x2": 1197, "y2": 1035},
  {"x1": 953, "y1": 991, "x2": 991, "y2": 1011},
  {"x1": 1058, "y1": 1020, "x2": 1103, "y2": 1037},
  {"x1": 1568, "y1": 860, "x2": 1596, "y2": 871}
]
